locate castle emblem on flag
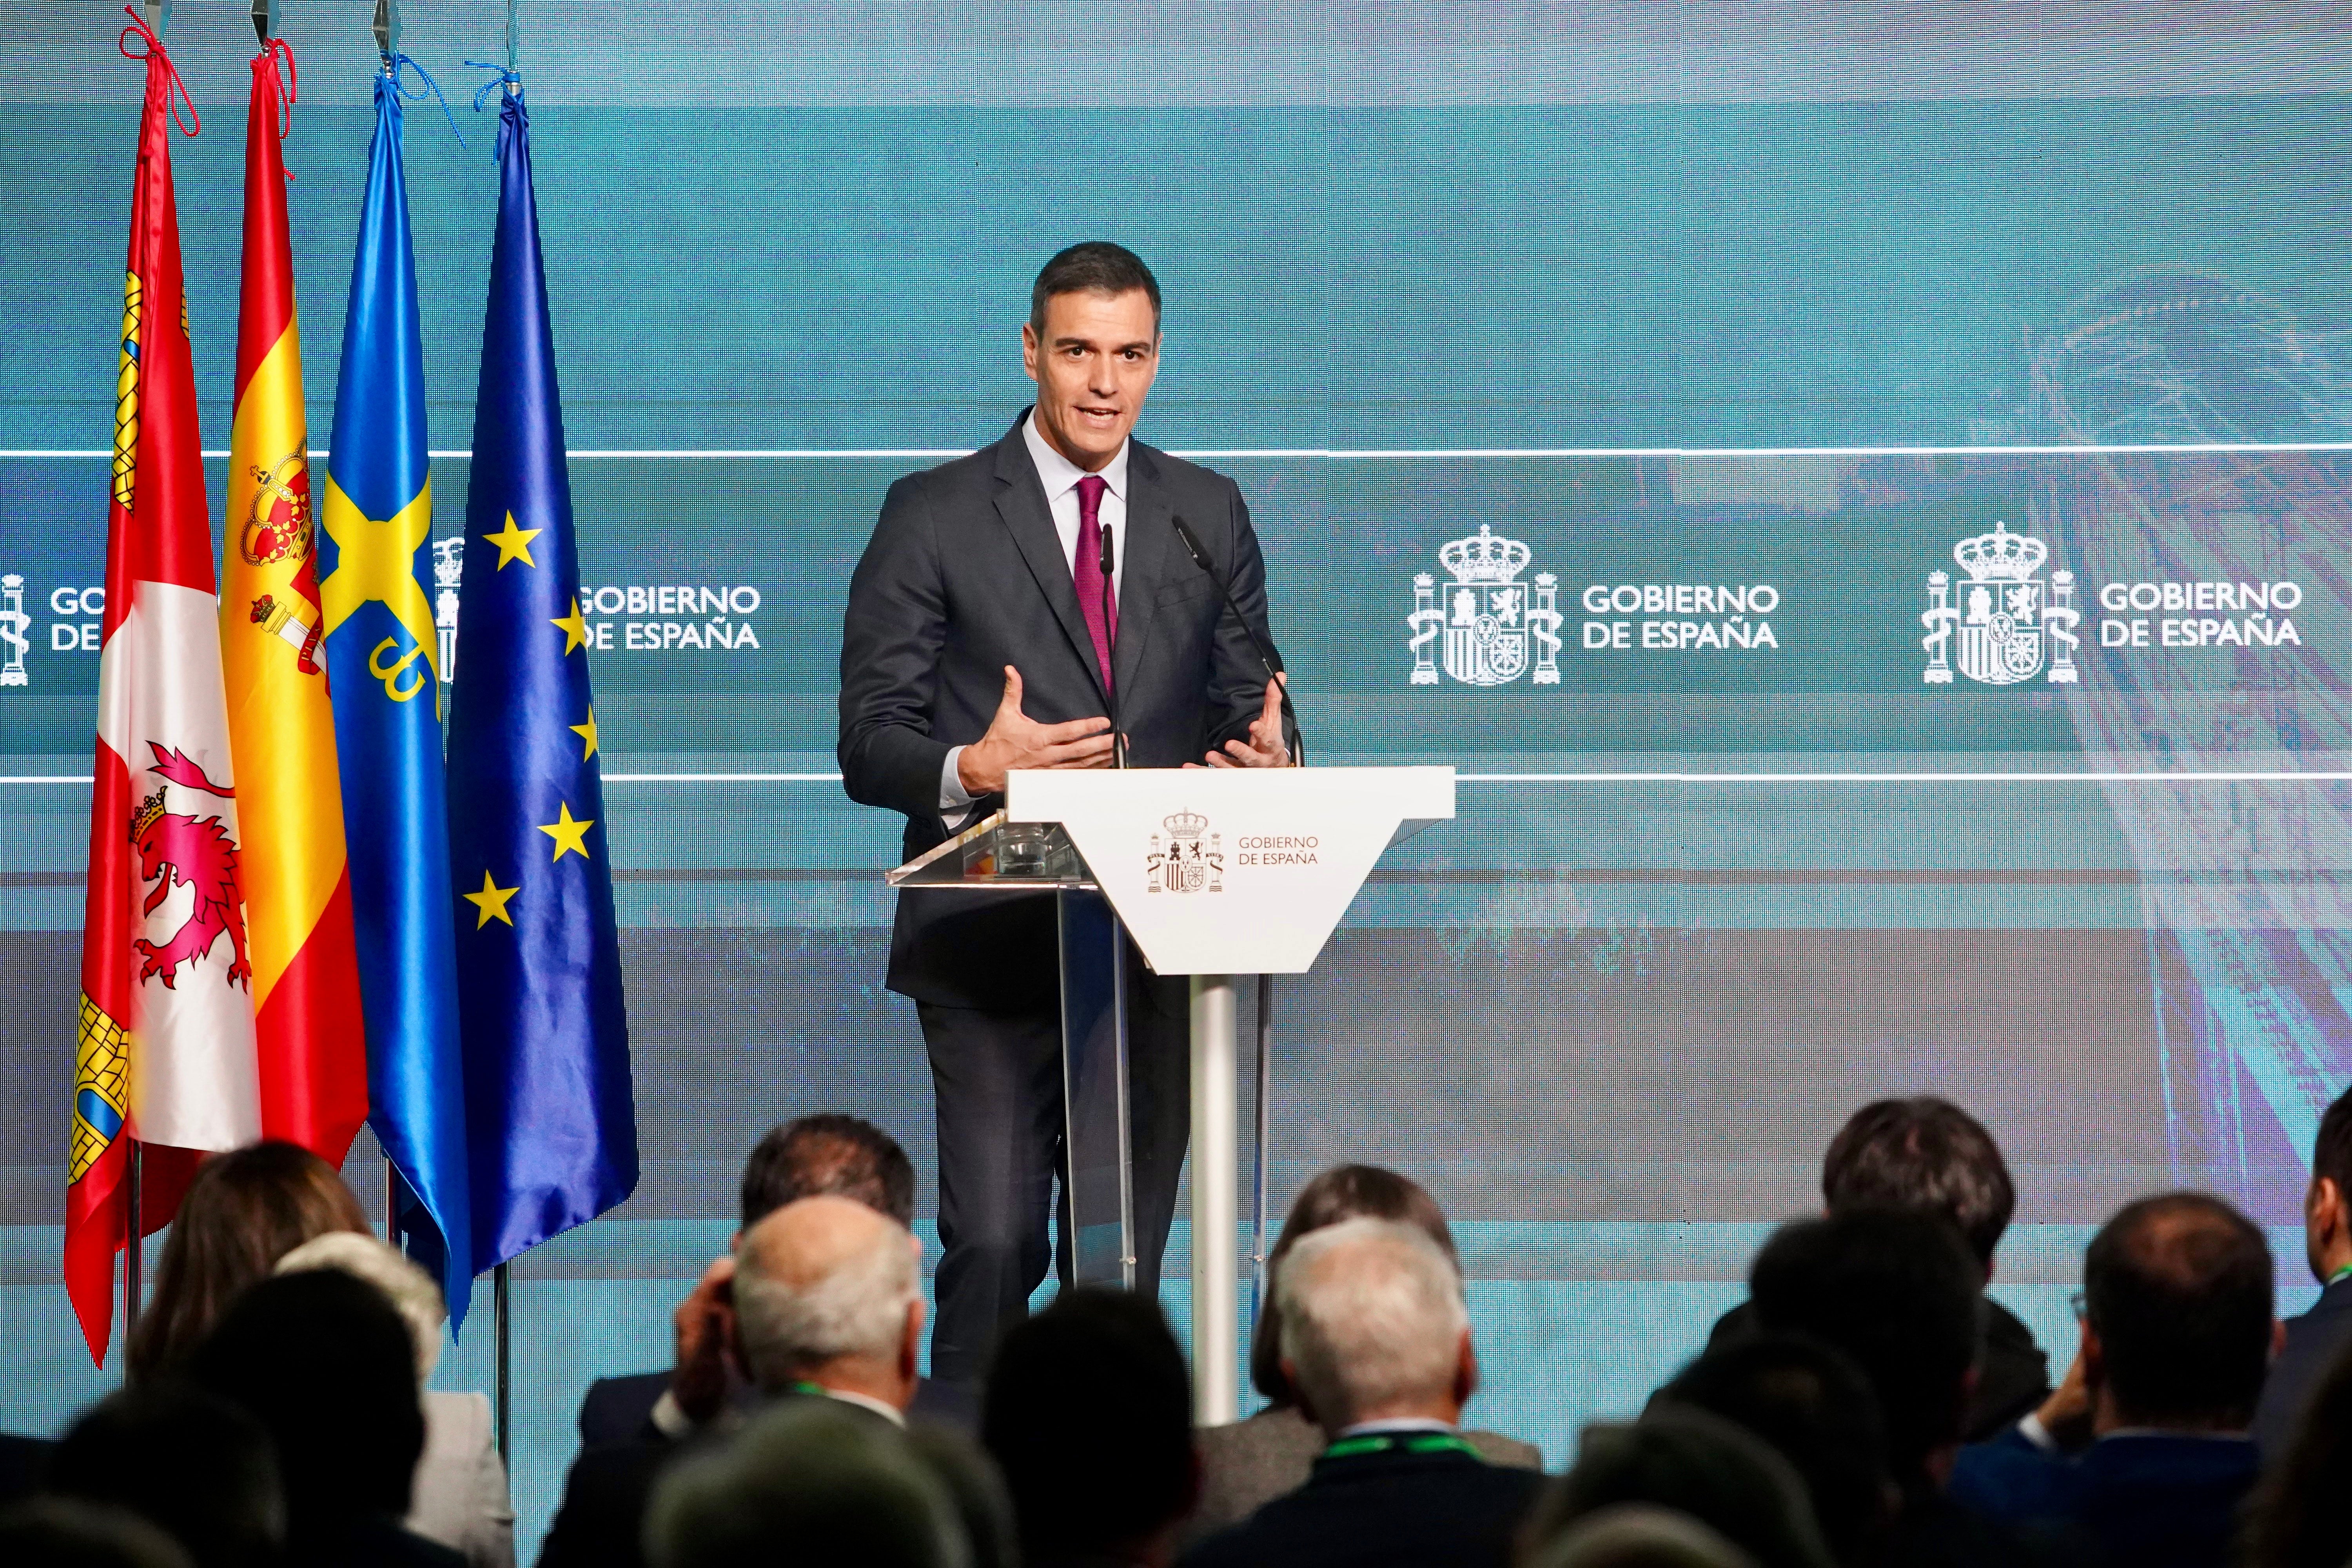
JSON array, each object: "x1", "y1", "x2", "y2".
[
  {"x1": 1147, "y1": 809, "x2": 1224, "y2": 894},
  {"x1": 1921, "y1": 521, "x2": 2080, "y2": 686},
  {"x1": 1408, "y1": 524, "x2": 1564, "y2": 687}
]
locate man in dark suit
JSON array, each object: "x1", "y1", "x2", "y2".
[
  {"x1": 573, "y1": 1114, "x2": 972, "y2": 1445},
  {"x1": 1709, "y1": 1096, "x2": 2051, "y2": 1440},
  {"x1": 542, "y1": 1196, "x2": 934, "y2": 1568},
  {"x1": 839, "y1": 241, "x2": 1294, "y2": 1380},
  {"x1": 1949, "y1": 1192, "x2": 2274, "y2": 1568},
  {"x1": 2253, "y1": 1082, "x2": 2352, "y2": 1458},
  {"x1": 1183, "y1": 1218, "x2": 1540, "y2": 1568}
]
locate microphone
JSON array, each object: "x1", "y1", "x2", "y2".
[
  {"x1": 1170, "y1": 515, "x2": 1305, "y2": 765},
  {"x1": 1099, "y1": 521, "x2": 1127, "y2": 768}
]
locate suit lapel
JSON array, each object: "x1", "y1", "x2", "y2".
[
  {"x1": 990, "y1": 420, "x2": 1109, "y2": 704},
  {"x1": 1113, "y1": 443, "x2": 1175, "y2": 697}
]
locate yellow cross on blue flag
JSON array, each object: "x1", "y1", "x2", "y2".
[
  {"x1": 445, "y1": 79, "x2": 638, "y2": 1274},
  {"x1": 319, "y1": 62, "x2": 473, "y2": 1320}
]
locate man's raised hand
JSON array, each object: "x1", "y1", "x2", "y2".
[
  {"x1": 956, "y1": 665, "x2": 1116, "y2": 795},
  {"x1": 1202, "y1": 673, "x2": 1293, "y2": 768}
]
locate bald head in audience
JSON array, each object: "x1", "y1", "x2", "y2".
[{"x1": 730, "y1": 1194, "x2": 926, "y2": 1412}]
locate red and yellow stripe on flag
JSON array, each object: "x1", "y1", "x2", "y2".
[
  {"x1": 220, "y1": 37, "x2": 368, "y2": 1162},
  {"x1": 70, "y1": 11, "x2": 264, "y2": 1365}
]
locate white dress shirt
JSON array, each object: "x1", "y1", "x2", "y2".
[{"x1": 938, "y1": 410, "x2": 1131, "y2": 819}]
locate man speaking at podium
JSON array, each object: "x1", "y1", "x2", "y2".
[{"x1": 839, "y1": 241, "x2": 1293, "y2": 1381}]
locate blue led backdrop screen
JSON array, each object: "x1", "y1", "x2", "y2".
[{"x1": 5, "y1": 2, "x2": 2352, "y2": 1554}]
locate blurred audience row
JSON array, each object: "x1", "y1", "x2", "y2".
[{"x1": 8, "y1": 1089, "x2": 2352, "y2": 1568}]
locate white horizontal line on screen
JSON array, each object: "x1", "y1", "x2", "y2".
[
  {"x1": 7, "y1": 441, "x2": 2352, "y2": 461},
  {"x1": 9, "y1": 771, "x2": 2352, "y2": 788}
]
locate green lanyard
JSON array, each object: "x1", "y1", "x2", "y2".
[
  {"x1": 1324, "y1": 1432, "x2": 1483, "y2": 1461},
  {"x1": 2329, "y1": 1265, "x2": 2352, "y2": 1287}
]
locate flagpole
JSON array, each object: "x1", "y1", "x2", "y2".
[
  {"x1": 123, "y1": 1138, "x2": 143, "y2": 1346},
  {"x1": 494, "y1": 1262, "x2": 512, "y2": 1463}
]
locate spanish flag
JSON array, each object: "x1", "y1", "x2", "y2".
[
  {"x1": 219, "y1": 34, "x2": 369, "y2": 1165},
  {"x1": 69, "y1": 9, "x2": 261, "y2": 1366}
]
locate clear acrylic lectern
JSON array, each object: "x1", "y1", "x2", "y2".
[{"x1": 886, "y1": 812, "x2": 1142, "y2": 1290}]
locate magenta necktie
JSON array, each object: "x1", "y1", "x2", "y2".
[{"x1": 1073, "y1": 474, "x2": 1115, "y2": 690}]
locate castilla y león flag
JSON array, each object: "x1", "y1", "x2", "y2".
[
  {"x1": 220, "y1": 35, "x2": 370, "y2": 1166},
  {"x1": 69, "y1": 10, "x2": 262, "y2": 1365}
]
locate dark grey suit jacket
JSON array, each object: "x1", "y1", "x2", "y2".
[
  {"x1": 839, "y1": 414, "x2": 1283, "y2": 1009},
  {"x1": 2253, "y1": 1273, "x2": 2352, "y2": 1459}
]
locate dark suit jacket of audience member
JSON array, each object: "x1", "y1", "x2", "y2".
[
  {"x1": 541, "y1": 1390, "x2": 903, "y2": 1568},
  {"x1": 2251, "y1": 1273, "x2": 2352, "y2": 1459},
  {"x1": 1185, "y1": 1406, "x2": 1541, "y2": 1545},
  {"x1": 1181, "y1": 1437, "x2": 1542, "y2": 1568},
  {"x1": 1708, "y1": 1297, "x2": 2050, "y2": 1441},
  {"x1": 1946, "y1": 1426, "x2": 2260, "y2": 1568},
  {"x1": 574, "y1": 1369, "x2": 976, "y2": 1447}
]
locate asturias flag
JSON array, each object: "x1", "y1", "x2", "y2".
[
  {"x1": 219, "y1": 33, "x2": 370, "y2": 1166},
  {"x1": 317, "y1": 62, "x2": 472, "y2": 1314},
  {"x1": 69, "y1": 10, "x2": 261, "y2": 1365},
  {"x1": 447, "y1": 79, "x2": 638, "y2": 1274}
]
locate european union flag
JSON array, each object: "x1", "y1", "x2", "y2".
[
  {"x1": 445, "y1": 80, "x2": 637, "y2": 1275},
  {"x1": 318, "y1": 68, "x2": 473, "y2": 1318}
]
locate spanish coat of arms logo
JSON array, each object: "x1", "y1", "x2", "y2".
[
  {"x1": 1408, "y1": 524, "x2": 1564, "y2": 687},
  {"x1": 1147, "y1": 809, "x2": 1223, "y2": 894},
  {"x1": 1922, "y1": 521, "x2": 2080, "y2": 686}
]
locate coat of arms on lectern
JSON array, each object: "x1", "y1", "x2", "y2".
[
  {"x1": 1921, "y1": 521, "x2": 2080, "y2": 686},
  {"x1": 1146, "y1": 809, "x2": 1223, "y2": 894},
  {"x1": 1408, "y1": 524, "x2": 1563, "y2": 687}
]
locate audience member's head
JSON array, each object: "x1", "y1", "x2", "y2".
[
  {"x1": 1525, "y1": 1504, "x2": 1759, "y2": 1568},
  {"x1": 48, "y1": 1384, "x2": 283, "y2": 1568},
  {"x1": 1819, "y1": 1098, "x2": 2014, "y2": 1277},
  {"x1": 274, "y1": 1231, "x2": 447, "y2": 1381},
  {"x1": 740, "y1": 1114, "x2": 917, "y2": 1232},
  {"x1": 127, "y1": 1142, "x2": 369, "y2": 1383},
  {"x1": 645, "y1": 1400, "x2": 969, "y2": 1568},
  {"x1": 900, "y1": 1424, "x2": 1020, "y2": 1568},
  {"x1": 2241, "y1": 1334, "x2": 2352, "y2": 1568},
  {"x1": 731, "y1": 1194, "x2": 924, "y2": 1406},
  {"x1": 2303, "y1": 1083, "x2": 2352, "y2": 1286},
  {"x1": 1277, "y1": 1216, "x2": 1474, "y2": 1436},
  {"x1": 1649, "y1": 1336, "x2": 1891, "y2": 1568},
  {"x1": 2080, "y1": 1191, "x2": 2273, "y2": 1433},
  {"x1": 1747, "y1": 1209, "x2": 1980, "y2": 1485},
  {"x1": 1522, "y1": 1410, "x2": 1833, "y2": 1568},
  {"x1": 1253, "y1": 1164, "x2": 1457, "y2": 1404},
  {"x1": 184, "y1": 1270, "x2": 425, "y2": 1548},
  {"x1": 0, "y1": 1499, "x2": 193, "y2": 1568},
  {"x1": 982, "y1": 1288, "x2": 1196, "y2": 1566}
]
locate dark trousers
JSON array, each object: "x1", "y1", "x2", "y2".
[{"x1": 918, "y1": 962, "x2": 1191, "y2": 1382}]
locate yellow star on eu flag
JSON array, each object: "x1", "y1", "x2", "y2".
[
  {"x1": 538, "y1": 801, "x2": 594, "y2": 861},
  {"x1": 570, "y1": 707, "x2": 599, "y2": 761},
  {"x1": 483, "y1": 511, "x2": 542, "y2": 570},
  {"x1": 552, "y1": 597, "x2": 590, "y2": 655},
  {"x1": 463, "y1": 869, "x2": 522, "y2": 928}
]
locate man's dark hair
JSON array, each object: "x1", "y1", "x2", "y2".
[
  {"x1": 2314, "y1": 1083, "x2": 2352, "y2": 1198},
  {"x1": 981, "y1": 1287, "x2": 1194, "y2": 1561},
  {"x1": 0, "y1": 1499, "x2": 194, "y2": 1568},
  {"x1": 741, "y1": 1114, "x2": 915, "y2": 1230},
  {"x1": 1029, "y1": 242, "x2": 1161, "y2": 339},
  {"x1": 184, "y1": 1270, "x2": 424, "y2": 1549},
  {"x1": 2083, "y1": 1191, "x2": 2272, "y2": 1428},
  {"x1": 1748, "y1": 1209, "x2": 1981, "y2": 1483},
  {"x1": 1820, "y1": 1098, "x2": 2015, "y2": 1272},
  {"x1": 1650, "y1": 1335, "x2": 1892, "y2": 1568},
  {"x1": 1522, "y1": 1408, "x2": 1833, "y2": 1568},
  {"x1": 50, "y1": 1383, "x2": 283, "y2": 1568}
]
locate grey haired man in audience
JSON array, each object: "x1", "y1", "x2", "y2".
[{"x1": 1182, "y1": 1217, "x2": 1540, "y2": 1568}]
